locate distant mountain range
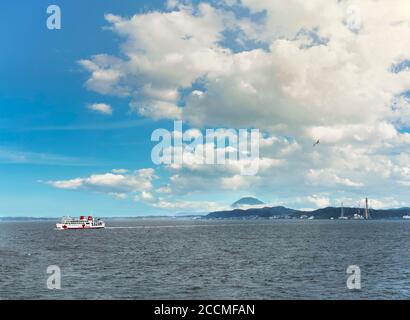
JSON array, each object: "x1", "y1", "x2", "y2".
[
  {"x1": 0, "y1": 217, "x2": 56, "y2": 221},
  {"x1": 207, "y1": 205, "x2": 410, "y2": 220},
  {"x1": 2, "y1": 202, "x2": 410, "y2": 221}
]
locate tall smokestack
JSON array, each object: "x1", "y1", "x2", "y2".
[{"x1": 365, "y1": 198, "x2": 369, "y2": 220}]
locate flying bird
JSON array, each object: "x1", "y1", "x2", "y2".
[{"x1": 313, "y1": 139, "x2": 320, "y2": 147}]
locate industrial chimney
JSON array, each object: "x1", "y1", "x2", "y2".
[{"x1": 364, "y1": 198, "x2": 369, "y2": 220}]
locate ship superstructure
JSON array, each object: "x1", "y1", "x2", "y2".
[{"x1": 56, "y1": 216, "x2": 105, "y2": 230}]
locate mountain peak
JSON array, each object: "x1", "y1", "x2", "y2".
[{"x1": 232, "y1": 197, "x2": 265, "y2": 208}]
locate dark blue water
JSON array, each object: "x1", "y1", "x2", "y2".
[{"x1": 0, "y1": 219, "x2": 409, "y2": 299}]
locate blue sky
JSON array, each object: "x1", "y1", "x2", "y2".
[
  {"x1": 2, "y1": 1, "x2": 410, "y2": 216},
  {"x1": 0, "y1": 1, "x2": 170, "y2": 216},
  {"x1": 1, "y1": 0, "x2": 256, "y2": 216}
]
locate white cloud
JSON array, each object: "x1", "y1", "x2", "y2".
[
  {"x1": 109, "y1": 192, "x2": 128, "y2": 200},
  {"x1": 72, "y1": 1, "x2": 410, "y2": 208},
  {"x1": 140, "y1": 191, "x2": 155, "y2": 202},
  {"x1": 79, "y1": 1, "x2": 410, "y2": 138},
  {"x1": 49, "y1": 178, "x2": 83, "y2": 190},
  {"x1": 305, "y1": 195, "x2": 331, "y2": 209},
  {"x1": 152, "y1": 199, "x2": 226, "y2": 212},
  {"x1": 135, "y1": 100, "x2": 182, "y2": 120},
  {"x1": 307, "y1": 169, "x2": 364, "y2": 188},
  {"x1": 112, "y1": 169, "x2": 128, "y2": 174},
  {"x1": 367, "y1": 198, "x2": 405, "y2": 210},
  {"x1": 156, "y1": 185, "x2": 173, "y2": 194},
  {"x1": 47, "y1": 169, "x2": 156, "y2": 194},
  {"x1": 87, "y1": 103, "x2": 113, "y2": 115},
  {"x1": 221, "y1": 174, "x2": 254, "y2": 190},
  {"x1": 79, "y1": 4, "x2": 233, "y2": 120}
]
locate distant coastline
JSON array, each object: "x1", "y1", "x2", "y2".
[
  {"x1": 206, "y1": 206, "x2": 410, "y2": 220},
  {"x1": 0, "y1": 215, "x2": 202, "y2": 222},
  {"x1": 1, "y1": 206, "x2": 410, "y2": 221}
]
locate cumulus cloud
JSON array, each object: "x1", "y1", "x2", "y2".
[
  {"x1": 152, "y1": 199, "x2": 227, "y2": 212},
  {"x1": 307, "y1": 169, "x2": 364, "y2": 188},
  {"x1": 80, "y1": 1, "x2": 410, "y2": 131},
  {"x1": 111, "y1": 168, "x2": 128, "y2": 174},
  {"x1": 109, "y1": 192, "x2": 128, "y2": 200},
  {"x1": 87, "y1": 103, "x2": 113, "y2": 115},
  {"x1": 79, "y1": 4, "x2": 232, "y2": 120},
  {"x1": 46, "y1": 167, "x2": 227, "y2": 212},
  {"x1": 304, "y1": 195, "x2": 331, "y2": 209},
  {"x1": 47, "y1": 169, "x2": 156, "y2": 194},
  {"x1": 70, "y1": 1, "x2": 410, "y2": 209}
]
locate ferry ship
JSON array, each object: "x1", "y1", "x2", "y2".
[{"x1": 56, "y1": 216, "x2": 105, "y2": 230}]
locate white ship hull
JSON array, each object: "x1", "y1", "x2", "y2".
[{"x1": 56, "y1": 216, "x2": 105, "y2": 230}]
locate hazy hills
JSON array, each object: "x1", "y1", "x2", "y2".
[{"x1": 207, "y1": 205, "x2": 410, "y2": 220}]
